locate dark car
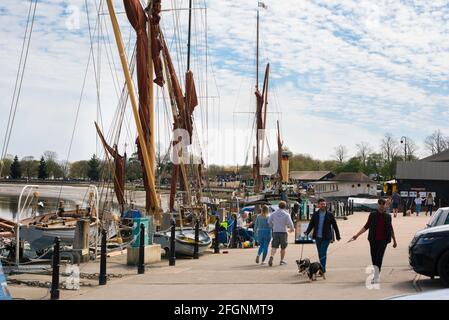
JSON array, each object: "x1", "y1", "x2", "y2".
[{"x1": 409, "y1": 224, "x2": 449, "y2": 286}]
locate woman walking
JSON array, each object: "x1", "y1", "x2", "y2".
[
  {"x1": 414, "y1": 195, "x2": 422, "y2": 216},
  {"x1": 254, "y1": 205, "x2": 272, "y2": 265}
]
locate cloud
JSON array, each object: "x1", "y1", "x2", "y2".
[{"x1": 1, "y1": 0, "x2": 449, "y2": 165}]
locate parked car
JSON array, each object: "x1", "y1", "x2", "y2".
[
  {"x1": 387, "y1": 288, "x2": 449, "y2": 300},
  {"x1": 427, "y1": 207, "x2": 449, "y2": 228},
  {"x1": 409, "y1": 224, "x2": 449, "y2": 286}
]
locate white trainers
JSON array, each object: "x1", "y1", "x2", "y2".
[
  {"x1": 280, "y1": 260, "x2": 287, "y2": 265},
  {"x1": 260, "y1": 261, "x2": 266, "y2": 265}
]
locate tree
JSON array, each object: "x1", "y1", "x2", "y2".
[
  {"x1": 38, "y1": 156, "x2": 48, "y2": 180},
  {"x1": 336, "y1": 157, "x2": 363, "y2": 173},
  {"x1": 43, "y1": 150, "x2": 63, "y2": 179},
  {"x1": 10, "y1": 156, "x2": 21, "y2": 179},
  {"x1": 0, "y1": 154, "x2": 14, "y2": 177},
  {"x1": 366, "y1": 153, "x2": 384, "y2": 178},
  {"x1": 87, "y1": 154, "x2": 100, "y2": 181},
  {"x1": 356, "y1": 142, "x2": 372, "y2": 167},
  {"x1": 70, "y1": 161, "x2": 89, "y2": 179},
  {"x1": 333, "y1": 145, "x2": 348, "y2": 163},
  {"x1": 20, "y1": 156, "x2": 38, "y2": 180},
  {"x1": 424, "y1": 129, "x2": 449, "y2": 155},
  {"x1": 380, "y1": 133, "x2": 399, "y2": 163}
]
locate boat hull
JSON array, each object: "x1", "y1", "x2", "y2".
[
  {"x1": 153, "y1": 227, "x2": 211, "y2": 256},
  {"x1": 20, "y1": 222, "x2": 98, "y2": 252}
]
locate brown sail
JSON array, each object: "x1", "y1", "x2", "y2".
[
  {"x1": 123, "y1": 0, "x2": 156, "y2": 212},
  {"x1": 95, "y1": 122, "x2": 126, "y2": 212}
]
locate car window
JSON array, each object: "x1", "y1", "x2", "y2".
[
  {"x1": 428, "y1": 209, "x2": 442, "y2": 227},
  {"x1": 445, "y1": 213, "x2": 449, "y2": 225}
]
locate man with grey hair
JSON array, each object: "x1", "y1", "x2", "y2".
[{"x1": 268, "y1": 201, "x2": 294, "y2": 266}]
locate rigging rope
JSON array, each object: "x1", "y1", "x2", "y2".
[{"x1": 0, "y1": 0, "x2": 38, "y2": 175}]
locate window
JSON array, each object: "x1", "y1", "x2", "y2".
[
  {"x1": 352, "y1": 185, "x2": 355, "y2": 188},
  {"x1": 357, "y1": 184, "x2": 361, "y2": 187},
  {"x1": 367, "y1": 184, "x2": 370, "y2": 188}
]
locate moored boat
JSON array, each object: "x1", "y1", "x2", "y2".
[{"x1": 153, "y1": 227, "x2": 211, "y2": 256}]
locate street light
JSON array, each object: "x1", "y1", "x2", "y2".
[{"x1": 400, "y1": 136, "x2": 407, "y2": 161}]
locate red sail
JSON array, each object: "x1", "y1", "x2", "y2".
[
  {"x1": 123, "y1": 0, "x2": 153, "y2": 212},
  {"x1": 95, "y1": 122, "x2": 126, "y2": 212}
]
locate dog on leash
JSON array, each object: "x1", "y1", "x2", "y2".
[{"x1": 296, "y1": 258, "x2": 326, "y2": 281}]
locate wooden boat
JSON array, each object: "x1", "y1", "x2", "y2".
[
  {"x1": 153, "y1": 227, "x2": 211, "y2": 256},
  {"x1": 0, "y1": 218, "x2": 15, "y2": 238},
  {"x1": 19, "y1": 209, "x2": 99, "y2": 252}
]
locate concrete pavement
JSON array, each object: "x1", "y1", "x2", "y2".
[{"x1": 6, "y1": 212, "x2": 447, "y2": 300}]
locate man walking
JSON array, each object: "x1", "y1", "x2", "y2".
[
  {"x1": 304, "y1": 199, "x2": 341, "y2": 273},
  {"x1": 350, "y1": 198, "x2": 397, "y2": 283},
  {"x1": 268, "y1": 201, "x2": 294, "y2": 266}
]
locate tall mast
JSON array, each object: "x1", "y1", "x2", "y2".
[
  {"x1": 256, "y1": 9, "x2": 259, "y2": 90},
  {"x1": 106, "y1": 0, "x2": 158, "y2": 212},
  {"x1": 147, "y1": 0, "x2": 155, "y2": 189},
  {"x1": 187, "y1": 0, "x2": 193, "y2": 71}
]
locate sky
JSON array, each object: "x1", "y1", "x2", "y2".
[{"x1": 1, "y1": 0, "x2": 449, "y2": 166}]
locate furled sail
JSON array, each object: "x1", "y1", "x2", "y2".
[{"x1": 95, "y1": 122, "x2": 126, "y2": 212}]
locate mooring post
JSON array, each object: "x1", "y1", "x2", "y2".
[
  {"x1": 99, "y1": 229, "x2": 107, "y2": 285},
  {"x1": 351, "y1": 200, "x2": 354, "y2": 215},
  {"x1": 138, "y1": 223, "x2": 145, "y2": 274},
  {"x1": 214, "y1": 218, "x2": 220, "y2": 254},
  {"x1": 169, "y1": 219, "x2": 176, "y2": 266},
  {"x1": 50, "y1": 237, "x2": 60, "y2": 300},
  {"x1": 193, "y1": 219, "x2": 200, "y2": 259},
  {"x1": 232, "y1": 214, "x2": 238, "y2": 248}
]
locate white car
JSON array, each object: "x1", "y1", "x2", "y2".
[
  {"x1": 427, "y1": 208, "x2": 449, "y2": 228},
  {"x1": 387, "y1": 289, "x2": 449, "y2": 300}
]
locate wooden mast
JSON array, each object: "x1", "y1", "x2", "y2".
[{"x1": 106, "y1": 0, "x2": 158, "y2": 213}]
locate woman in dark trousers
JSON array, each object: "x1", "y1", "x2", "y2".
[
  {"x1": 304, "y1": 199, "x2": 341, "y2": 273},
  {"x1": 350, "y1": 198, "x2": 397, "y2": 283}
]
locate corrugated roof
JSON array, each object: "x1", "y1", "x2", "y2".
[
  {"x1": 289, "y1": 171, "x2": 333, "y2": 181},
  {"x1": 396, "y1": 161, "x2": 449, "y2": 181},
  {"x1": 421, "y1": 149, "x2": 449, "y2": 162},
  {"x1": 332, "y1": 172, "x2": 374, "y2": 182}
]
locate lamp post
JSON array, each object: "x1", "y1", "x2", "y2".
[{"x1": 400, "y1": 136, "x2": 407, "y2": 161}]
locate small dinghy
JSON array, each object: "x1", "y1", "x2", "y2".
[{"x1": 153, "y1": 227, "x2": 211, "y2": 256}]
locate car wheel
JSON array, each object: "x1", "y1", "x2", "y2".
[{"x1": 438, "y1": 251, "x2": 449, "y2": 287}]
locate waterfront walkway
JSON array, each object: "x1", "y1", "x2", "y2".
[{"x1": 6, "y1": 212, "x2": 446, "y2": 300}]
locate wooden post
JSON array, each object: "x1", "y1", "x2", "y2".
[{"x1": 73, "y1": 218, "x2": 90, "y2": 264}]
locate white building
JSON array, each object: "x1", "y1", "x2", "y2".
[{"x1": 310, "y1": 172, "x2": 377, "y2": 199}]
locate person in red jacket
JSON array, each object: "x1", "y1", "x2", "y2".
[{"x1": 350, "y1": 198, "x2": 398, "y2": 283}]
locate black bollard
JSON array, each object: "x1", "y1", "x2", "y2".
[
  {"x1": 231, "y1": 214, "x2": 238, "y2": 248},
  {"x1": 138, "y1": 223, "x2": 145, "y2": 274},
  {"x1": 214, "y1": 219, "x2": 220, "y2": 254},
  {"x1": 50, "y1": 237, "x2": 60, "y2": 300},
  {"x1": 193, "y1": 219, "x2": 200, "y2": 259},
  {"x1": 351, "y1": 200, "x2": 354, "y2": 215},
  {"x1": 169, "y1": 219, "x2": 176, "y2": 266},
  {"x1": 403, "y1": 198, "x2": 407, "y2": 217},
  {"x1": 99, "y1": 229, "x2": 107, "y2": 285}
]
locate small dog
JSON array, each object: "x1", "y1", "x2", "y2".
[{"x1": 296, "y1": 258, "x2": 326, "y2": 281}]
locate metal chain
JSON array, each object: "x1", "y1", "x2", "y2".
[{"x1": 7, "y1": 278, "x2": 94, "y2": 289}]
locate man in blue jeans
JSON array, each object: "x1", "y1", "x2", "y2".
[{"x1": 304, "y1": 199, "x2": 341, "y2": 273}]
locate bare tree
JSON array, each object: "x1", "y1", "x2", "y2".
[
  {"x1": 380, "y1": 133, "x2": 399, "y2": 163},
  {"x1": 333, "y1": 145, "x2": 348, "y2": 163},
  {"x1": 402, "y1": 137, "x2": 419, "y2": 161},
  {"x1": 424, "y1": 129, "x2": 449, "y2": 155},
  {"x1": 356, "y1": 142, "x2": 372, "y2": 166}
]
